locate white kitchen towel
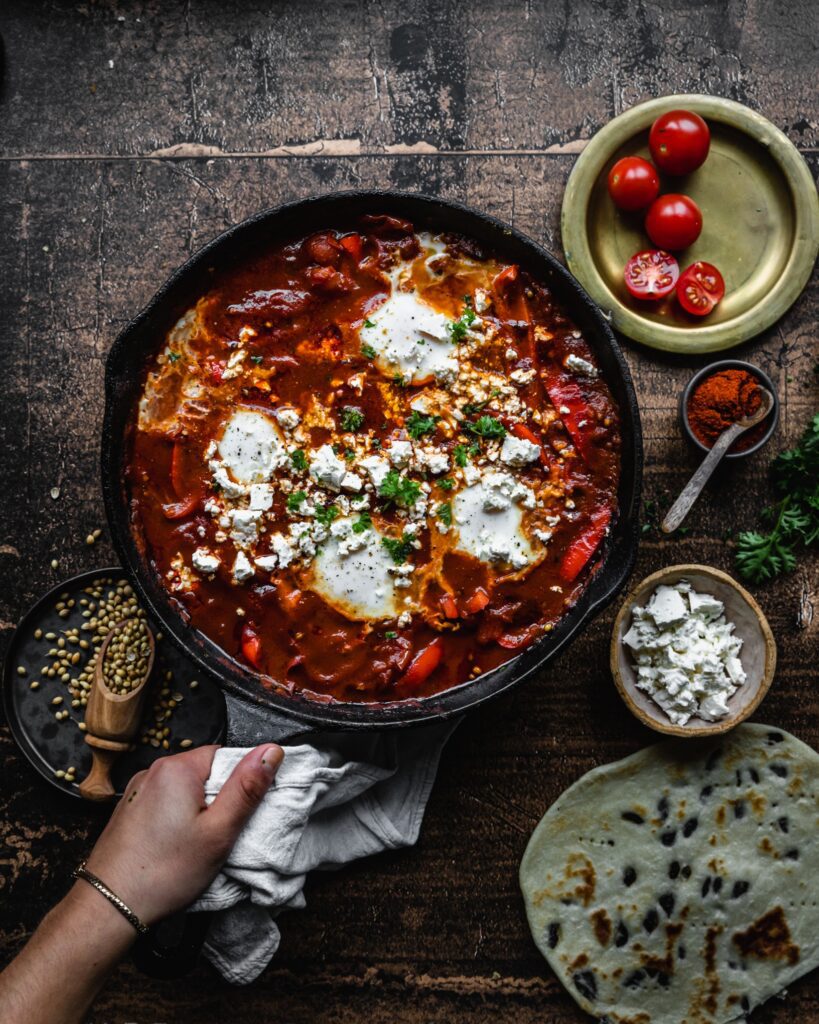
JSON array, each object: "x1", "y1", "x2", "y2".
[{"x1": 191, "y1": 719, "x2": 458, "y2": 985}]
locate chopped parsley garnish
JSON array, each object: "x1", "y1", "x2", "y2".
[
  {"x1": 448, "y1": 298, "x2": 477, "y2": 343},
  {"x1": 438, "y1": 477, "x2": 455, "y2": 490},
  {"x1": 393, "y1": 373, "x2": 406, "y2": 388},
  {"x1": 352, "y1": 511, "x2": 372, "y2": 533},
  {"x1": 361, "y1": 343, "x2": 377, "y2": 359},
  {"x1": 462, "y1": 398, "x2": 491, "y2": 416},
  {"x1": 437, "y1": 502, "x2": 453, "y2": 527},
  {"x1": 332, "y1": 443, "x2": 342, "y2": 456},
  {"x1": 167, "y1": 351, "x2": 181, "y2": 363},
  {"x1": 250, "y1": 355, "x2": 263, "y2": 364},
  {"x1": 314, "y1": 503, "x2": 340, "y2": 528},
  {"x1": 290, "y1": 449, "x2": 308, "y2": 472},
  {"x1": 382, "y1": 534, "x2": 415, "y2": 565},
  {"x1": 466, "y1": 415, "x2": 507, "y2": 440},
  {"x1": 378, "y1": 470, "x2": 421, "y2": 509},
  {"x1": 286, "y1": 490, "x2": 307, "y2": 513},
  {"x1": 453, "y1": 443, "x2": 480, "y2": 467},
  {"x1": 384, "y1": 631, "x2": 398, "y2": 640},
  {"x1": 406, "y1": 410, "x2": 440, "y2": 439},
  {"x1": 363, "y1": 318, "x2": 376, "y2": 329},
  {"x1": 340, "y1": 406, "x2": 365, "y2": 432},
  {"x1": 344, "y1": 447, "x2": 355, "y2": 461},
  {"x1": 371, "y1": 438, "x2": 382, "y2": 449}
]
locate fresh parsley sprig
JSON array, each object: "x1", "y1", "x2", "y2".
[
  {"x1": 378, "y1": 470, "x2": 421, "y2": 509},
  {"x1": 406, "y1": 410, "x2": 439, "y2": 439},
  {"x1": 735, "y1": 413, "x2": 819, "y2": 583},
  {"x1": 382, "y1": 534, "x2": 415, "y2": 564},
  {"x1": 340, "y1": 406, "x2": 365, "y2": 432},
  {"x1": 448, "y1": 298, "x2": 476, "y2": 344},
  {"x1": 465, "y1": 415, "x2": 506, "y2": 441}
]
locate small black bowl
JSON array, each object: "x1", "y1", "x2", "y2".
[{"x1": 680, "y1": 359, "x2": 779, "y2": 460}]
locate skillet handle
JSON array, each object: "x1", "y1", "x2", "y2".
[
  {"x1": 223, "y1": 690, "x2": 315, "y2": 746},
  {"x1": 130, "y1": 910, "x2": 214, "y2": 979}
]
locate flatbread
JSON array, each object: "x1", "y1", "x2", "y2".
[{"x1": 520, "y1": 724, "x2": 819, "y2": 1023}]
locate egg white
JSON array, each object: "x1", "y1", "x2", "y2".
[
  {"x1": 452, "y1": 479, "x2": 536, "y2": 571},
  {"x1": 216, "y1": 408, "x2": 286, "y2": 484},
  {"x1": 360, "y1": 290, "x2": 457, "y2": 384}
]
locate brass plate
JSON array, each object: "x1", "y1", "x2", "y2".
[{"x1": 562, "y1": 95, "x2": 819, "y2": 353}]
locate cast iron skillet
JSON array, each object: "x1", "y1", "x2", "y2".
[{"x1": 102, "y1": 190, "x2": 642, "y2": 731}]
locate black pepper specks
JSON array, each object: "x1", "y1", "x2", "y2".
[
  {"x1": 614, "y1": 921, "x2": 629, "y2": 947},
  {"x1": 682, "y1": 817, "x2": 698, "y2": 837},
  {"x1": 767, "y1": 731, "x2": 784, "y2": 744},
  {"x1": 699, "y1": 785, "x2": 713, "y2": 802},
  {"x1": 785, "y1": 848, "x2": 800, "y2": 860},
  {"x1": 705, "y1": 748, "x2": 723, "y2": 772},
  {"x1": 624, "y1": 969, "x2": 646, "y2": 989},
  {"x1": 668, "y1": 860, "x2": 680, "y2": 880},
  {"x1": 660, "y1": 830, "x2": 677, "y2": 847},
  {"x1": 734, "y1": 800, "x2": 746, "y2": 819},
  {"x1": 732, "y1": 881, "x2": 750, "y2": 899},
  {"x1": 657, "y1": 796, "x2": 669, "y2": 820},
  {"x1": 778, "y1": 816, "x2": 790, "y2": 833},
  {"x1": 770, "y1": 764, "x2": 789, "y2": 778},
  {"x1": 702, "y1": 876, "x2": 712, "y2": 897}
]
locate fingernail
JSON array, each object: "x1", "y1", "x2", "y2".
[{"x1": 259, "y1": 744, "x2": 284, "y2": 776}]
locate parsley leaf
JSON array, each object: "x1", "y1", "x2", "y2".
[
  {"x1": 352, "y1": 511, "x2": 372, "y2": 533},
  {"x1": 735, "y1": 413, "x2": 819, "y2": 583},
  {"x1": 438, "y1": 477, "x2": 455, "y2": 490},
  {"x1": 454, "y1": 443, "x2": 478, "y2": 468},
  {"x1": 393, "y1": 373, "x2": 406, "y2": 388},
  {"x1": 291, "y1": 449, "x2": 308, "y2": 472},
  {"x1": 384, "y1": 630, "x2": 398, "y2": 639},
  {"x1": 437, "y1": 502, "x2": 452, "y2": 526},
  {"x1": 340, "y1": 406, "x2": 365, "y2": 432},
  {"x1": 466, "y1": 415, "x2": 506, "y2": 440},
  {"x1": 286, "y1": 490, "x2": 307, "y2": 513},
  {"x1": 361, "y1": 343, "x2": 376, "y2": 359},
  {"x1": 314, "y1": 503, "x2": 340, "y2": 528},
  {"x1": 448, "y1": 298, "x2": 477, "y2": 344},
  {"x1": 250, "y1": 355, "x2": 263, "y2": 365},
  {"x1": 381, "y1": 534, "x2": 415, "y2": 564},
  {"x1": 167, "y1": 351, "x2": 181, "y2": 364},
  {"x1": 378, "y1": 470, "x2": 421, "y2": 509},
  {"x1": 462, "y1": 398, "x2": 491, "y2": 416},
  {"x1": 406, "y1": 410, "x2": 440, "y2": 439},
  {"x1": 363, "y1": 318, "x2": 376, "y2": 329}
]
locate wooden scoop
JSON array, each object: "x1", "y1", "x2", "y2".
[
  {"x1": 79, "y1": 617, "x2": 155, "y2": 802},
  {"x1": 662, "y1": 388, "x2": 775, "y2": 534}
]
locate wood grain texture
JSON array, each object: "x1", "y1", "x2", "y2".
[{"x1": 0, "y1": 1, "x2": 817, "y2": 1021}]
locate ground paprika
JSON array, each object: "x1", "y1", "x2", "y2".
[{"x1": 686, "y1": 368, "x2": 767, "y2": 453}]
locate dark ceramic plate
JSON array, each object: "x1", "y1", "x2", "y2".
[{"x1": 102, "y1": 190, "x2": 643, "y2": 731}]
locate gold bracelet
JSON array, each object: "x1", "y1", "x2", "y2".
[{"x1": 73, "y1": 862, "x2": 149, "y2": 936}]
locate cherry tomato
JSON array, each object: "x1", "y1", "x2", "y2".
[
  {"x1": 676, "y1": 261, "x2": 725, "y2": 316},
  {"x1": 645, "y1": 194, "x2": 702, "y2": 250},
  {"x1": 649, "y1": 110, "x2": 710, "y2": 175},
  {"x1": 623, "y1": 250, "x2": 680, "y2": 300},
  {"x1": 607, "y1": 156, "x2": 660, "y2": 211}
]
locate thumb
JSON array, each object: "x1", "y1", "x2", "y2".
[{"x1": 206, "y1": 744, "x2": 284, "y2": 839}]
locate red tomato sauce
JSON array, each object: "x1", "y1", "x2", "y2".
[{"x1": 127, "y1": 216, "x2": 621, "y2": 704}]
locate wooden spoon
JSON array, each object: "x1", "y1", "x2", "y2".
[
  {"x1": 79, "y1": 617, "x2": 155, "y2": 802},
  {"x1": 662, "y1": 388, "x2": 774, "y2": 534}
]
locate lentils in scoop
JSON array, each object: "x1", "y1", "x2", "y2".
[{"x1": 101, "y1": 617, "x2": 151, "y2": 694}]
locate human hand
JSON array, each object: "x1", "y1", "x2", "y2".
[{"x1": 84, "y1": 743, "x2": 283, "y2": 926}]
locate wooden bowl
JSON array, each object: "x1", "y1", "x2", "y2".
[{"x1": 610, "y1": 564, "x2": 776, "y2": 737}]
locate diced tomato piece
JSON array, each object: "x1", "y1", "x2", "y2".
[
  {"x1": 339, "y1": 233, "x2": 363, "y2": 261},
  {"x1": 161, "y1": 495, "x2": 199, "y2": 520},
  {"x1": 296, "y1": 330, "x2": 343, "y2": 362},
  {"x1": 227, "y1": 289, "x2": 313, "y2": 320},
  {"x1": 496, "y1": 625, "x2": 539, "y2": 650},
  {"x1": 275, "y1": 579, "x2": 303, "y2": 616},
  {"x1": 398, "y1": 637, "x2": 444, "y2": 689},
  {"x1": 542, "y1": 372, "x2": 595, "y2": 460},
  {"x1": 439, "y1": 593, "x2": 459, "y2": 619},
  {"x1": 464, "y1": 587, "x2": 490, "y2": 614},
  {"x1": 559, "y1": 507, "x2": 611, "y2": 582},
  {"x1": 208, "y1": 359, "x2": 226, "y2": 384},
  {"x1": 241, "y1": 624, "x2": 263, "y2": 670}
]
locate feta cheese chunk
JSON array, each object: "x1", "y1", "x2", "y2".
[
  {"x1": 274, "y1": 406, "x2": 301, "y2": 431},
  {"x1": 623, "y1": 579, "x2": 747, "y2": 726},
  {"x1": 249, "y1": 483, "x2": 274, "y2": 511},
  {"x1": 192, "y1": 548, "x2": 220, "y2": 575},
  {"x1": 500, "y1": 433, "x2": 541, "y2": 467},
  {"x1": 564, "y1": 353, "x2": 599, "y2": 378},
  {"x1": 309, "y1": 444, "x2": 347, "y2": 491},
  {"x1": 232, "y1": 551, "x2": 254, "y2": 582},
  {"x1": 388, "y1": 440, "x2": 413, "y2": 467}
]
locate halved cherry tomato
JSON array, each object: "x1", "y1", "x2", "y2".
[
  {"x1": 439, "y1": 593, "x2": 459, "y2": 619},
  {"x1": 645, "y1": 194, "x2": 702, "y2": 250},
  {"x1": 607, "y1": 156, "x2": 660, "y2": 211},
  {"x1": 623, "y1": 250, "x2": 679, "y2": 300},
  {"x1": 339, "y1": 233, "x2": 363, "y2": 261},
  {"x1": 559, "y1": 507, "x2": 611, "y2": 582},
  {"x1": 398, "y1": 637, "x2": 444, "y2": 689},
  {"x1": 649, "y1": 110, "x2": 710, "y2": 175},
  {"x1": 676, "y1": 261, "x2": 725, "y2": 317},
  {"x1": 464, "y1": 587, "x2": 490, "y2": 614},
  {"x1": 241, "y1": 624, "x2": 263, "y2": 670}
]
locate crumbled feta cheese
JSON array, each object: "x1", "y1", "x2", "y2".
[
  {"x1": 505, "y1": 347, "x2": 518, "y2": 361},
  {"x1": 192, "y1": 548, "x2": 220, "y2": 575},
  {"x1": 232, "y1": 551, "x2": 254, "y2": 582},
  {"x1": 309, "y1": 444, "x2": 347, "y2": 491},
  {"x1": 433, "y1": 358, "x2": 459, "y2": 386},
  {"x1": 254, "y1": 555, "x2": 279, "y2": 572},
  {"x1": 360, "y1": 455, "x2": 390, "y2": 488},
  {"x1": 209, "y1": 461, "x2": 248, "y2": 499},
  {"x1": 274, "y1": 406, "x2": 301, "y2": 430},
  {"x1": 564, "y1": 353, "x2": 599, "y2": 378},
  {"x1": 340, "y1": 471, "x2": 363, "y2": 492},
  {"x1": 474, "y1": 288, "x2": 492, "y2": 313},
  {"x1": 416, "y1": 446, "x2": 450, "y2": 474},
  {"x1": 510, "y1": 367, "x2": 537, "y2": 386},
  {"x1": 462, "y1": 463, "x2": 481, "y2": 486},
  {"x1": 500, "y1": 433, "x2": 541, "y2": 467},
  {"x1": 229, "y1": 508, "x2": 263, "y2": 547},
  {"x1": 221, "y1": 348, "x2": 247, "y2": 380},
  {"x1": 397, "y1": 611, "x2": 412, "y2": 627},
  {"x1": 269, "y1": 533, "x2": 296, "y2": 569},
  {"x1": 388, "y1": 440, "x2": 413, "y2": 467},
  {"x1": 249, "y1": 484, "x2": 274, "y2": 511},
  {"x1": 623, "y1": 579, "x2": 746, "y2": 726}
]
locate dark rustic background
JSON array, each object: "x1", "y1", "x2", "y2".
[{"x1": 1, "y1": 2, "x2": 817, "y2": 1022}]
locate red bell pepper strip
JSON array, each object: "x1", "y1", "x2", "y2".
[
  {"x1": 496, "y1": 625, "x2": 540, "y2": 650},
  {"x1": 439, "y1": 593, "x2": 459, "y2": 619},
  {"x1": 398, "y1": 637, "x2": 444, "y2": 689},
  {"x1": 464, "y1": 587, "x2": 490, "y2": 614},
  {"x1": 542, "y1": 372, "x2": 595, "y2": 461},
  {"x1": 241, "y1": 624, "x2": 263, "y2": 670},
  {"x1": 559, "y1": 507, "x2": 611, "y2": 582},
  {"x1": 339, "y1": 233, "x2": 363, "y2": 261},
  {"x1": 161, "y1": 495, "x2": 200, "y2": 520}
]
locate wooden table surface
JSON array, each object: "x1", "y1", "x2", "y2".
[{"x1": 1, "y1": 2, "x2": 817, "y2": 1021}]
